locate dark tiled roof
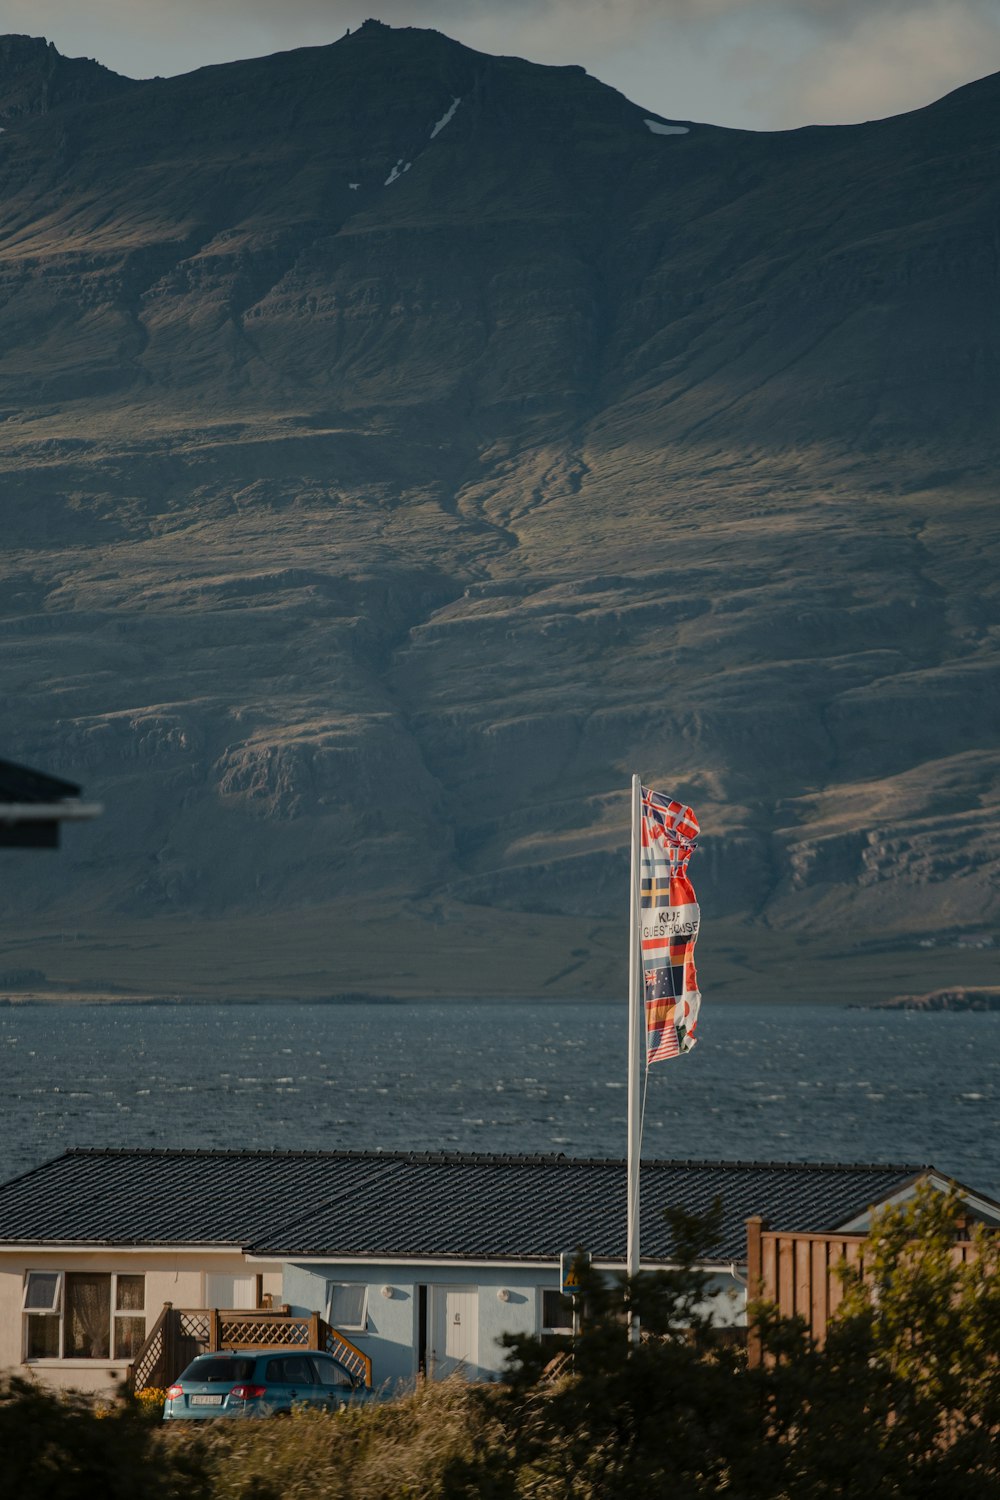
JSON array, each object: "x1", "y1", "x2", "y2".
[
  {"x1": 0, "y1": 1149, "x2": 933, "y2": 1262},
  {"x1": 0, "y1": 757, "x2": 80, "y2": 802}
]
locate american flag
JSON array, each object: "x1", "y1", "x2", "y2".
[{"x1": 639, "y1": 786, "x2": 701, "y2": 1064}]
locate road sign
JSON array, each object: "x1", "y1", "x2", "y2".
[{"x1": 560, "y1": 1250, "x2": 590, "y2": 1298}]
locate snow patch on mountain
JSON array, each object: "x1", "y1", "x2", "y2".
[
  {"x1": 430, "y1": 96, "x2": 461, "y2": 139},
  {"x1": 644, "y1": 119, "x2": 689, "y2": 136},
  {"x1": 384, "y1": 159, "x2": 412, "y2": 186}
]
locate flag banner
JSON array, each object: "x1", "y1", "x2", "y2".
[{"x1": 639, "y1": 786, "x2": 701, "y2": 1063}]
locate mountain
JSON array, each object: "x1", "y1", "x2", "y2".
[
  {"x1": 0, "y1": 34, "x2": 134, "y2": 123},
  {"x1": 0, "y1": 21, "x2": 997, "y2": 1003}
]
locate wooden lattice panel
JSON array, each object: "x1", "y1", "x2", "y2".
[
  {"x1": 179, "y1": 1312, "x2": 210, "y2": 1341},
  {"x1": 221, "y1": 1318, "x2": 309, "y2": 1347}
]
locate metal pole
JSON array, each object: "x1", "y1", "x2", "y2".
[{"x1": 626, "y1": 773, "x2": 643, "y2": 1346}]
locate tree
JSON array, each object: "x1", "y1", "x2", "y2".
[
  {"x1": 455, "y1": 1201, "x2": 780, "y2": 1499},
  {"x1": 758, "y1": 1183, "x2": 1000, "y2": 1499},
  {"x1": 0, "y1": 1376, "x2": 209, "y2": 1500}
]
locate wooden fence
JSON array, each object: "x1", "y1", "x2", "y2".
[{"x1": 745, "y1": 1215, "x2": 979, "y2": 1367}]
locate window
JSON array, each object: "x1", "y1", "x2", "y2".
[
  {"x1": 65, "y1": 1273, "x2": 111, "y2": 1357},
  {"x1": 23, "y1": 1271, "x2": 61, "y2": 1313},
  {"x1": 23, "y1": 1272, "x2": 62, "y2": 1359},
  {"x1": 204, "y1": 1273, "x2": 258, "y2": 1309},
  {"x1": 540, "y1": 1288, "x2": 574, "y2": 1337},
  {"x1": 114, "y1": 1274, "x2": 146, "y2": 1358},
  {"x1": 180, "y1": 1355, "x2": 256, "y2": 1383},
  {"x1": 265, "y1": 1355, "x2": 315, "y2": 1385},
  {"x1": 22, "y1": 1271, "x2": 145, "y2": 1361},
  {"x1": 325, "y1": 1282, "x2": 367, "y2": 1331},
  {"x1": 314, "y1": 1354, "x2": 353, "y2": 1388}
]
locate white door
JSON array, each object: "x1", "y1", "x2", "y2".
[
  {"x1": 204, "y1": 1273, "x2": 257, "y2": 1309},
  {"x1": 429, "y1": 1286, "x2": 478, "y2": 1380}
]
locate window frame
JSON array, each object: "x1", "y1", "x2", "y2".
[
  {"x1": 324, "y1": 1280, "x2": 369, "y2": 1332},
  {"x1": 22, "y1": 1270, "x2": 63, "y2": 1315},
  {"x1": 22, "y1": 1270, "x2": 146, "y2": 1363}
]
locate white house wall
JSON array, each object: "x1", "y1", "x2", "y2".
[{"x1": 0, "y1": 1250, "x2": 283, "y2": 1395}]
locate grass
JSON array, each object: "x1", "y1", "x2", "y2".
[
  {"x1": 3, "y1": 903, "x2": 997, "y2": 1005},
  {"x1": 160, "y1": 1380, "x2": 506, "y2": 1500}
]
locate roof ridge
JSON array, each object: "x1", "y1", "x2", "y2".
[{"x1": 57, "y1": 1147, "x2": 932, "y2": 1172}]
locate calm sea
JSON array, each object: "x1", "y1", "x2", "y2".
[{"x1": 0, "y1": 1002, "x2": 997, "y2": 1199}]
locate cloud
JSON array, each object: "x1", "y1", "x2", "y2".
[
  {"x1": 5, "y1": 0, "x2": 1000, "y2": 128},
  {"x1": 763, "y1": 1, "x2": 1000, "y2": 126}
]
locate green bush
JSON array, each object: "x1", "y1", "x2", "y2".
[{"x1": 0, "y1": 1375, "x2": 209, "y2": 1500}]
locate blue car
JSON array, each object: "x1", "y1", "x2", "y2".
[{"x1": 163, "y1": 1348, "x2": 369, "y2": 1420}]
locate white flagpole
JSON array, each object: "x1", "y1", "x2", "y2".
[{"x1": 626, "y1": 772, "x2": 644, "y2": 1346}]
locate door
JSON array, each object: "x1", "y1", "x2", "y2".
[
  {"x1": 204, "y1": 1273, "x2": 257, "y2": 1309},
  {"x1": 428, "y1": 1286, "x2": 478, "y2": 1380},
  {"x1": 261, "y1": 1353, "x2": 321, "y2": 1412}
]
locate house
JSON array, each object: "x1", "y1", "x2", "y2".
[
  {"x1": 1, "y1": 1148, "x2": 997, "y2": 1394},
  {"x1": 0, "y1": 757, "x2": 101, "y2": 848}
]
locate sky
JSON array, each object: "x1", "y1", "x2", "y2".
[{"x1": 4, "y1": 0, "x2": 1000, "y2": 130}]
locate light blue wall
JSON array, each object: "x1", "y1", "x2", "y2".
[
  {"x1": 698, "y1": 1271, "x2": 745, "y2": 1328},
  {"x1": 281, "y1": 1260, "x2": 748, "y2": 1390},
  {"x1": 282, "y1": 1262, "x2": 554, "y2": 1390}
]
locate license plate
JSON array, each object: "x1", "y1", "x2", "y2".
[{"x1": 190, "y1": 1394, "x2": 224, "y2": 1406}]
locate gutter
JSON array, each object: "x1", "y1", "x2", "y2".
[
  {"x1": 0, "y1": 1242, "x2": 269, "y2": 1256},
  {"x1": 0, "y1": 802, "x2": 103, "y2": 822},
  {"x1": 245, "y1": 1253, "x2": 743, "y2": 1275}
]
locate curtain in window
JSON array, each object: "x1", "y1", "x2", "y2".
[
  {"x1": 113, "y1": 1273, "x2": 146, "y2": 1357},
  {"x1": 116, "y1": 1275, "x2": 144, "y2": 1311},
  {"x1": 65, "y1": 1273, "x2": 111, "y2": 1358},
  {"x1": 26, "y1": 1314, "x2": 59, "y2": 1359}
]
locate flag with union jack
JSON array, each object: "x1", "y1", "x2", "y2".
[{"x1": 639, "y1": 786, "x2": 701, "y2": 1063}]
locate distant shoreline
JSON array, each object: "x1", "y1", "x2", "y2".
[
  {"x1": 858, "y1": 988, "x2": 1000, "y2": 1013},
  {"x1": 1, "y1": 991, "x2": 995, "y2": 1009}
]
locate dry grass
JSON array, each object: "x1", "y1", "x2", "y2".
[{"x1": 160, "y1": 1378, "x2": 510, "y2": 1500}]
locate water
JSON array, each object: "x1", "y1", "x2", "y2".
[{"x1": 0, "y1": 1002, "x2": 997, "y2": 1199}]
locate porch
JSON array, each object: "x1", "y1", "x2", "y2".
[{"x1": 128, "y1": 1305, "x2": 372, "y2": 1393}]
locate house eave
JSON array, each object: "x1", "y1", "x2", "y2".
[
  {"x1": 245, "y1": 1251, "x2": 740, "y2": 1274},
  {"x1": 834, "y1": 1172, "x2": 1000, "y2": 1233},
  {"x1": 0, "y1": 1241, "x2": 273, "y2": 1256},
  {"x1": 0, "y1": 801, "x2": 103, "y2": 822}
]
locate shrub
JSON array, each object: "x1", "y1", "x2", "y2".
[{"x1": 0, "y1": 1375, "x2": 209, "y2": 1500}]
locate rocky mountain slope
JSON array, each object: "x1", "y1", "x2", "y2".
[{"x1": 0, "y1": 22, "x2": 997, "y2": 1000}]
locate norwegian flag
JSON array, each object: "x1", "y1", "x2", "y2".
[{"x1": 639, "y1": 786, "x2": 701, "y2": 1063}]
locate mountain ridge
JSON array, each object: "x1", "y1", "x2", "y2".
[{"x1": 0, "y1": 24, "x2": 997, "y2": 1002}]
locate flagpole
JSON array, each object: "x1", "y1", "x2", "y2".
[{"x1": 627, "y1": 772, "x2": 643, "y2": 1346}]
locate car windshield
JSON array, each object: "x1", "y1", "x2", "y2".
[{"x1": 180, "y1": 1356, "x2": 257, "y2": 1383}]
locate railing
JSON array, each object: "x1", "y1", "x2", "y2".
[
  {"x1": 128, "y1": 1305, "x2": 372, "y2": 1392},
  {"x1": 745, "y1": 1216, "x2": 979, "y2": 1367},
  {"x1": 323, "y1": 1325, "x2": 372, "y2": 1388},
  {"x1": 129, "y1": 1300, "x2": 172, "y2": 1394}
]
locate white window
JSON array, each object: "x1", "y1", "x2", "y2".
[
  {"x1": 325, "y1": 1281, "x2": 368, "y2": 1331},
  {"x1": 23, "y1": 1271, "x2": 62, "y2": 1313},
  {"x1": 22, "y1": 1272, "x2": 63, "y2": 1359},
  {"x1": 22, "y1": 1271, "x2": 145, "y2": 1361}
]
